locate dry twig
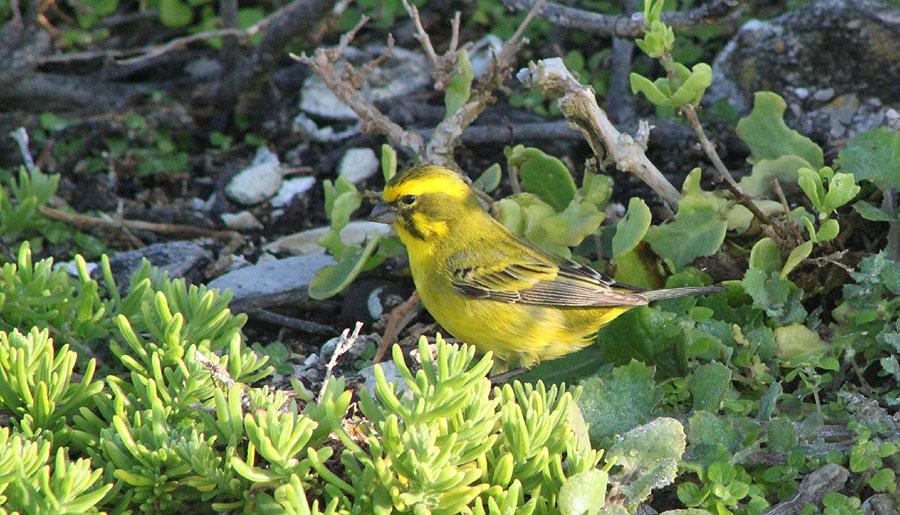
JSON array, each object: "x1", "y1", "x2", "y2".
[
  {"x1": 10, "y1": 127, "x2": 37, "y2": 174},
  {"x1": 401, "y1": 0, "x2": 464, "y2": 90},
  {"x1": 426, "y1": 0, "x2": 547, "y2": 167},
  {"x1": 296, "y1": 0, "x2": 547, "y2": 168},
  {"x1": 292, "y1": 17, "x2": 427, "y2": 157},
  {"x1": 503, "y1": 0, "x2": 740, "y2": 37},
  {"x1": 518, "y1": 58, "x2": 681, "y2": 208},
  {"x1": 39, "y1": 205, "x2": 241, "y2": 242},
  {"x1": 320, "y1": 322, "x2": 364, "y2": 401},
  {"x1": 374, "y1": 291, "x2": 421, "y2": 363},
  {"x1": 244, "y1": 308, "x2": 335, "y2": 335}
]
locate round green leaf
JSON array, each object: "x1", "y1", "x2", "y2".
[
  {"x1": 159, "y1": 0, "x2": 193, "y2": 28},
  {"x1": 748, "y1": 238, "x2": 781, "y2": 273},
  {"x1": 558, "y1": 469, "x2": 608, "y2": 515},
  {"x1": 816, "y1": 218, "x2": 840, "y2": 242},
  {"x1": 612, "y1": 198, "x2": 652, "y2": 258},
  {"x1": 837, "y1": 127, "x2": 900, "y2": 191},
  {"x1": 507, "y1": 146, "x2": 577, "y2": 211},
  {"x1": 473, "y1": 163, "x2": 502, "y2": 193}
]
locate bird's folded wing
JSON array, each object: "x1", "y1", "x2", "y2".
[{"x1": 449, "y1": 251, "x2": 648, "y2": 307}]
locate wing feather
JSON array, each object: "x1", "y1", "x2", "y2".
[{"x1": 447, "y1": 237, "x2": 648, "y2": 308}]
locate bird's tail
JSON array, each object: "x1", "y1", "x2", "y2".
[{"x1": 640, "y1": 285, "x2": 725, "y2": 302}]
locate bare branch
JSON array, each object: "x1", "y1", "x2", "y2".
[
  {"x1": 39, "y1": 205, "x2": 241, "y2": 241},
  {"x1": 194, "y1": 351, "x2": 240, "y2": 390},
  {"x1": 320, "y1": 322, "x2": 364, "y2": 400},
  {"x1": 401, "y1": 0, "x2": 463, "y2": 90},
  {"x1": 519, "y1": 58, "x2": 681, "y2": 209},
  {"x1": 245, "y1": 308, "x2": 336, "y2": 335},
  {"x1": 503, "y1": 0, "x2": 740, "y2": 38},
  {"x1": 217, "y1": 0, "x2": 337, "y2": 103},
  {"x1": 37, "y1": 5, "x2": 281, "y2": 66},
  {"x1": 426, "y1": 0, "x2": 546, "y2": 167},
  {"x1": 10, "y1": 127, "x2": 36, "y2": 174},
  {"x1": 374, "y1": 292, "x2": 421, "y2": 363},
  {"x1": 291, "y1": 20, "x2": 427, "y2": 157}
]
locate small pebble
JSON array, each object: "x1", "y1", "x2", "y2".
[
  {"x1": 338, "y1": 148, "x2": 380, "y2": 185},
  {"x1": 813, "y1": 87, "x2": 835, "y2": 102},
  {"x1": 221, "y1": 211, "x2": 263, "y2": 231},
  {"x1": 271, "y1": 176, "x2": 316, "y2": 208},
  {"x1": 226, "y1": 148, "x2": 284, "y2": 205}
]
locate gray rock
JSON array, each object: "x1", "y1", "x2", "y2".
[
  {"x1": 225, "y1": 148, "x2": 284, "y2": 205},
  {"x1": 813, "y1": 87, "x2": 835, "y2": 102},
  {"x1": 292, "y1": 113, "x2": 362, "y2": 143},
  {"x1": 298, "y1": 77, "x2": 358, "y2": 120},
  {"x1": 207, "y1": 254, "x2": 335, "y2": 308},
  {"x1": 469, "y1": 34, "x2": 503, "y2": 77},
  {"x1": 862, "y1": 494, "x2": 897, "y2": 515},
  {"x1": 100, "y1": 240, "x2": 213, "y2": 288},
  {"x1": 271, "y1": 176, "x2": 316, "y2": 208},
  {"x1": 706, "y1": 0, "x2": 900, "y2": 150},
  {"x1": 358, "y1": 360, "x2": 411, "y2": 399},
  {"x1": 220, "y1": 211, "x2": 263, "y2": 231},
  {"x1": 185, "y1": 57, "x2": 223, "y2": 80},
  {"x1": 264, "y1": 221, "x2": 392, "y2": 256},
  {"x1": 298, "y1": 46, "x2": 430, "y2": 121},
  {"x1": 338, "y1": 148, "x2": 379, "y2": 185},
  {"x1": 55, "y1": 259, "x2": 98, "y2": 277}
]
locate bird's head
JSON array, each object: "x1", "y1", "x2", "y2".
[{"x1": 369, "y1": 165, "x2": 482, "y2": 242}]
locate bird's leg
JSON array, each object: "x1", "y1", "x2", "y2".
[{"x1": 489, "y1": 367, "x2": 527, "y2": 384}]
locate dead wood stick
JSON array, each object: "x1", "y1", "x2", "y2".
[
  {"x1": 374, "y1": 291, "x2": 421, "y2": 363},
  {"x1": 39, "y1": 205, "x2": 240, "y2": 241},
  {"x1": 503, "y1": 0, "x2": 740, "y2": 38}
]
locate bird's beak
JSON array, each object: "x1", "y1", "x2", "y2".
[{"x1": 368, "y1": 201, "x2": 397, "y2": 224}]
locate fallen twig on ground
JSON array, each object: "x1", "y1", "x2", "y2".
[
  {"x1": 39, "y1": 205, "x2": 241, "y2": 242},
  {"x1": 245, "y1": 308, "x2": 335, "y2": 335},
  {"x1": 503, "y1": 0, "x2": 740, "y2": 37}
]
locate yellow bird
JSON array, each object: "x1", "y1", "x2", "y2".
[{"x1": 369, "y1": 165, "x2": 721, "y2": 368}]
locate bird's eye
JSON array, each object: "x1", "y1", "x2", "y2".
[{"x1": 398, "y1": 194, "x2": 417, "y2": 206}]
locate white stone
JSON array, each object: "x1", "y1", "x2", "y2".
[
  {"x1": 469, "y1": 34, "x2": 503, "y2": 77},
  {"x1": 813, "y1": 87, "x2": 835, "y2": 102},
  {"x1": 338, "y1": 148, "x2": 379, "y2": 184},
  {"x1": 358, "y1": 360, "x2": 411, "y2": 399},
  {"x1": 264, "y1": 220, "x2": 392, "y2": 256},
  {"x1": 271, "y1": 176, "x2": 316, "y2": 208},
  {"x1": 299, "y1": 76, "x2": 359, "y2": 120},
  {"x1": 55, "y1": 259, "x2": 98, "y2": 277},
  {"x1": 221, "y1": 211, "x2": 263, "y2": 231},
  {"x1": 225, "y1": 148, "x2": 284, "y2": 205},
  {"x1": 298, "y1": 46, "x2": 430, "y2": 121}
]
